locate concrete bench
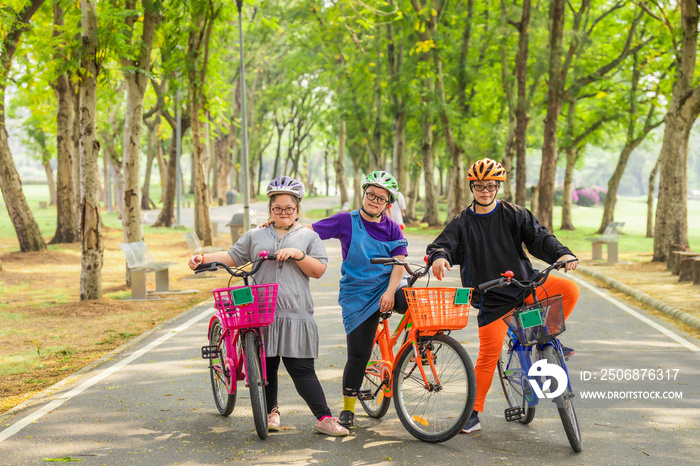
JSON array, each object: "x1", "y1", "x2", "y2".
[
  {"x1": 586, "y1": 222, "x2": 624, "y2": 264},
  {"x1": 184, "y1": 231, "x2": 224, "y2": 254},
  {"x1": 119, "y1": 241, "x2": 177, "y2": 300}
]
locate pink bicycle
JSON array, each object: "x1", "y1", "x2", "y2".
[{"x1": 197, "y1": 251, "x2": 278, "y2": 439}]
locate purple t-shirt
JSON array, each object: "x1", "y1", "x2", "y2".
[{"x1": 312, "y1": 211, "x2": 408, "y2": 261}]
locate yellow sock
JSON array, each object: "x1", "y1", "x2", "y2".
[{"x1": 342, "y1": 396, "x2": 357, "y2": 413}]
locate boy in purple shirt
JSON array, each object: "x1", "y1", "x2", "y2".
[{"x1": 312, "y1": 171, "x2": 407, "y2": 430}]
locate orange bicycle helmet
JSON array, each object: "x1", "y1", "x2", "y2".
[{"x1": 467, "y1": 158, "x2": 507, "y2": 182}]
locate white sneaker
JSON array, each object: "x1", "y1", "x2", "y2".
[
  {"x1": 313, "y1": 417, "x2": 349, "y2": 437},
  {"x1": 268, "y1": 407, "x2": 280, "y2": 432}
]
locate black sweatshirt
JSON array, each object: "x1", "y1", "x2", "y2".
[{"x1": 426, "y1": 200, "x2": 574, "y2": 327}]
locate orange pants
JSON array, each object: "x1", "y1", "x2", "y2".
[{"x1": 473, "y1": 274, "x2": 580, "y2": 413}]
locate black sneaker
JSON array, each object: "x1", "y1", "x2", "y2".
[
  {"x1": 460, "y1": 411, "x2": 481, "y2": 434},
  {"x1": 338, "y1": 410, "x2": 355, "y2": 429},
  {"x1": 562, "y1": 346, "x2": 575, "y2": 361}
]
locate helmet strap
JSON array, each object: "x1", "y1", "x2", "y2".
[
  {"x1": 272, "y1": 219, "x2": 297, "y2": 230},
  {"x1": 469, "y1": 183, "x2": 499, "y2": 209},
  {"x1": 360, "y1": 206, "x2": 384, "y2": 219}
]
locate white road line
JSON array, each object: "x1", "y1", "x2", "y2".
[
  {"x1": 0, "y1": 307, "x2": 214, "y2": 444},
  {"x1": 570, "y1": 273, "x2": 700, "y2": 353}
]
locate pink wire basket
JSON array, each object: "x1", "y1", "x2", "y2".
[{"x1": 212, "y1": 283, "x2": 279, "y2": 329}]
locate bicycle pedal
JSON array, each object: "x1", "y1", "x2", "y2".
[
  {"x1": 201, "y1": 345, "x2": 219, "y2": 359},
  {"x1": 505, "y1": 406, "x2": 523, "y2": 422},
  {"x1": 358, "y1": 390, "x2": 374, "y2": 401}
]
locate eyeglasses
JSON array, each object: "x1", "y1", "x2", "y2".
[
  {"x1": 472, "y1": 183, "x2": 499, "y2": 192},
  {"x1": 365, "y1": 191, "x2": 389, "y2": 205},
  {"x1": 271, "y1": 206, "x2": 297, "y2": 215}
]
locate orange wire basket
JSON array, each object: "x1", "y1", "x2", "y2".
[{"x1": 403, "y1": 287, "x2": 471, "y2": 331}]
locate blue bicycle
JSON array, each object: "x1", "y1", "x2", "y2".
[{"x1": 480, "y1": 260, "x2": 582, "y2": 452}]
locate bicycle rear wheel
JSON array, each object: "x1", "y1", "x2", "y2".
[
  {"x1": 498, "y1": 338, "x2": 535, "y2": 424},
  {"x1": 542, "y1": 345, "x2": 582, "y2": 452},
  {"x1": 209, "y1": 320, "x2": 236, "y2": 416},
  {"x1": 359, "y1": 339, "x2": 392, "y2": 418},
  {"x1": 393, "y1": 333, "x2": 475, "y2": 443},
  {"x1": 244, "y1": 330, "x2": 268, "y2": 439}
]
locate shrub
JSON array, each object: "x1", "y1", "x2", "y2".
[
  {"x1": 589, "y1": 185, "x2": 607, "y2": 205},
  {"x1": 573, "y1": 187, "x2": 600, "y2": 207}
]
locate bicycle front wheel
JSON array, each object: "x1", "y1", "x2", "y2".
[
  {"x1": 244, "y1": 330, "x2": 268, "y2": 439},
  {"x1": 498, "y1": 338, "x2": 535, "y2": 424},
  {"x1": 209, "y1": 320, "x2": 236, "y2": 416},
  {"x1": 359, "y1": 339, "x2": 392, "y2": 418},
  {"x1": 393, "y1": 333, "x2": 475, "y2": 443},
  {"x1": 542, "y1": 345, "x2": 582, "y2": 452}
]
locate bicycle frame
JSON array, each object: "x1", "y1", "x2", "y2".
[
  {"x1": 208, "y1": 315, "x2": 268, "y2": 395},
  {"x1": 368, "y1": 308, "x2": 445, "y2": 399},
  {"x1": 502, "y1": 329, "x2": 575, "y2": 407}
]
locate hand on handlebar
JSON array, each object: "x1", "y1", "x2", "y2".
[
  {"x1": 432, "y1": 257, "x2": 452, "y2": 281},
  {"x1": 188, "y1": 254, "x2": 204, "y2": 270},
  {"x1": 275, "y1": 247, "x2": 303, "y2": 261},
  {"x1": 557, "y1": 254, "x2": 578, "y2": 273}
]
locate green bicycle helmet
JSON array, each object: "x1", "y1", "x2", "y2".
[{"x1": 361, "y1": 170, "x2": 399, "y2": 204}]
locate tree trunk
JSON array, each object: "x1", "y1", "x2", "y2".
[
  {"x1": 560, "y1": 98, "x2": 577, "y2": 230},
  {"x1": 142, "y1": 116, "x2": 158, "y2": 210},
  {"x1": 336, "y1": 119, "x2": 349, "y2": 206},
  {"x1": 404, "y1": 169, "x2": 420, "y2": 223},
  {"x1": 420, "y1": 78, "x2": 440, "y2": 227},
  {"x1": 190, "y1": 90, "x2": 213, "y2": 245},
  {"x1": 387, "y1": 18, "x2": 406, "y2": 191},
  {"x1": 50, "y1": 11, "x2": 80, "y2": 244},
  {"x1": 514, "y1": 0, "x2": 532, "y2": 207},
  {"x1": 121, "y1": 0, "x2": 159, "y2": 243},
  {"x1": 155, "y1": 131, "x2": 166, "y2": 202},
  {"x1": 153, "y1": 132, "x2": 179, "y2": 227},
  {"x1": 372, "y1": 35, "x2": 383, "y2": 170},
  {"x1": 0, "y1": 0, "x2": 47, "y2": 253},
  {"x1": 647, "y1": 158, "x2": 659, "y2": 238},
  {"x1": 536, "y1": 0, "x2": 565, "y2": 231},
  {"x1": 653, "y1": 0, "x2": 700, "y2": 261},
  {"x1": 79, "y1": 0, "x2": 103, "y2": 300},
  {"x1": 43, "y1": 160, "x2": 57, "y2": 205}
]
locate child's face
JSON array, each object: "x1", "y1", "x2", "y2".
[
  {"x1": 363, "y1": 186, "x2": 391, "y2": 216},
  {"x1": 270, "y1": 194, "x2": 298, "y2": 227}
]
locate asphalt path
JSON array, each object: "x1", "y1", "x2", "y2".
[{"x1": 1, "y1": 200, "x2": 699, "y2": 465}]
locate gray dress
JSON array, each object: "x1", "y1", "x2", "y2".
[{"x1": 227, "y1": 224, "x2": 328, "y2": 359}]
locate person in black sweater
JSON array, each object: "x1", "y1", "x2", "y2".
[{"x1": 427, "y1": 158, "x2": 579, "y2": 434}]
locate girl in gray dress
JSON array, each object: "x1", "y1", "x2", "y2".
[{"x1": 188, "y1": 176, "x2": 348, "y2": 437}]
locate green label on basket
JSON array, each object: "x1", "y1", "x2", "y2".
[
  {"x1": 230, "y1": 287, "x2": 254, "y2": 306},
  {"x1": 454, "y1": 288, "x2": 471, "y2": 305},
  {"x1": 519, "y1": 308, "x2": 543, "y2": 329}
]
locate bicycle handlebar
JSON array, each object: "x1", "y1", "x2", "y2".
[
  {"x1": 194, "y1": 250, "x2": 276, "y2": 278},
  {"x1": 478, "y1": 259, "x2": 578, "y2": 293},
  {"x1": 370, "y1": 256, "x2": 430, "y2": 287}
]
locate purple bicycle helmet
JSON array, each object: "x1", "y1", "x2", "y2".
[{"x1": 266, "y1": 176, "x2": 304, "y2": 199}]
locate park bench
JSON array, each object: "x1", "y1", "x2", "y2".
[
  {"x1": 119, "y1": 241, "x2": 178, "y2": 300},
  {"x1": 586, "y1": 221, "x2": 624, "y2": 265},
  {"x1": 183, "y1": 231, "x2": 224, "y2": 254}
]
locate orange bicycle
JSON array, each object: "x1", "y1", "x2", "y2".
[{"x1": 359, "y1": 257, "x2": 476, "y2": 443}]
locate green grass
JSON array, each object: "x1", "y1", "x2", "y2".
[{"x1": 0, "y1": 312, "x2": 26, "y2": 321}]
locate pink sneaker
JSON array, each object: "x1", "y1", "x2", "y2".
[
  {"x1": 268, "y1": 407, "x2": 280, "y2": 432},
  {"x1": 313, "y1": 416, "x2": 349, "y2": 437}
]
